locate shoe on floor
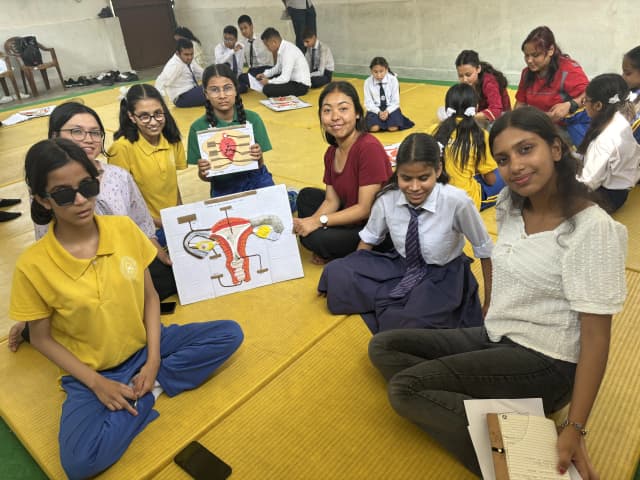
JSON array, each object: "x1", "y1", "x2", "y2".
[
  {"x1": 0, "y1": 95, "x2": 13, "y2": 104},
  {"x1": 0, "y1": 198, "x2": 21, "y2": 208},
  {"x1": 0, "y1": 211, "x2": 21, "y2": 222}
]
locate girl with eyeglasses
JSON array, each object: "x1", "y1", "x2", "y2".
[
  {"x1": 9, "y1": 138, "x2": 243, "y2": 479},
  {"x1": 109, "y1": 84, "x2": 187, "y2": 245},
  {"x1": 8, "y1": 102, "x2": 178, "y2": 352},
  {"x1": 187, "y1": 63, "x2": 274, "y2": 198}
]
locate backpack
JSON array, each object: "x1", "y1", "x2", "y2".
[{"x1": 19, "y1": 36, "x2": 43, "y2": 67}]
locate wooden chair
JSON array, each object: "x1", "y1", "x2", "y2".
[
  {"x1": 0, "y1": 51, "x2": 20, "y2": 100},
  {"x1": 4, "y1": 36, "x2": 65, "y2": 97}
]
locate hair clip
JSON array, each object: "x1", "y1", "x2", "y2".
[
  {"x1": 445, "y1": 107, "x2": 457, "y2": 118},
  {"x1": 117, "y1": 86, "x2": 130, "y2": 102},
  {"x1": 464, "y1": 106, "x2": 476, "y2": 117},
  {"x1": 608, "y1": 94, "x2": 621, "y2": 104},
  {"x1": 628, "y1": 92, "x2": 638, "y2": 103},
  {"x1": 437, "y1": 141, "x2": 444, "y2": 156}
]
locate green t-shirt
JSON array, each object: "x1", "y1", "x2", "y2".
[{"x1": 187, "y1": 108, "x2": 272, "y2": 165}]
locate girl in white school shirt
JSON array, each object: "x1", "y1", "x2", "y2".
[{"x1": 364, "y1": 57, "x2": 414, "y2": 132}]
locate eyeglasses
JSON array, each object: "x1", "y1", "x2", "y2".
[
  {"x1": 59, "y1": 128, "x2": 104, "y2": 142},
  {"x1": 205, "y1": 84, "x2": 235, "y2": 96},
  {"x1": 43, "y1": 178, "x2": 100, "y2": 206},
  {"x1": 133, "y1": 112, "x2": 165, "y2": 124}
]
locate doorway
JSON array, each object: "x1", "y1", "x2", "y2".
[{"x1": 111, "y1": 0, "x2": 176, "y2": 70}]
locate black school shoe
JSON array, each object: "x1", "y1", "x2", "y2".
[
  {"x1": 0, "y1": 198, "x2": 21, "y2": 208},
  {"x1": 0, "y1": 211, "x2": 21, "y2": 222}
]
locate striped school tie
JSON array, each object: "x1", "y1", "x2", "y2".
[
  {"x1": 379, "y1": 82, "x2": 387, "y2": 111},
  {"x1": 249, "y1": 40, "x2": 255, "y2": 68},
  {"x1": 389, "y1": 206, "x2": 427, "y2": 299}
]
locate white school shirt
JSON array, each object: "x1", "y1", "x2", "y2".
[
  {"x1": 263, "y1": 39, "x2": 311, "y2": 86},
  {"x1": 485, "y1": 190, "x2": 627, "y2": 363},
  {"x1": 304, "y1": 39, "x2": 335, "y2": 77},
  {"x1": 34, "y1": 161, "x2": 156, "y2": 241},
  {"x1": 359, "y1": 183, "x2": 493, "y2": 264},
  {"x1": 364, "y1": 72, "x2": 400, "y2": 114},
  {"x1": 155, "y1": 53, "x2": 204, "y2": 102},
  {"x1": 214, "y1": 42, "x2": 245, "y2": 75},
  {"x1": 577, "y1": 112, "x2": 640, "y2": 190},
  {"x1": 240, "y1": 34, "x2": 273, "y2": 68}
]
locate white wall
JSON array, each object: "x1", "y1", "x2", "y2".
[
  {"x1": 174, "y1": 0, "x2": 636, "y2": 85},
  {"x1": 1, "y1": 0, "x2": 131, "y2": 92}
]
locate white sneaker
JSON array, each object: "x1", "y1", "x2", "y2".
[{"x1": 0, "y1": 95, "x2": 13, "y2": 104}]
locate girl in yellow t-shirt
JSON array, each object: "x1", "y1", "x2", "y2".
[
  {"x1": 432, "y1": 83, "x2": 505, "y2": 210},
  {"x1": 10, "y1": 138, "x2": 243, "y2": 479},
  {"x1": 108, "y1": 83, "x2": 187, "y2": 246}
]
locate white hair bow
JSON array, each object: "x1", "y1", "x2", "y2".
[
  {"x1": 445, "y1": 107, "x2": 457, "y2": 118},
  {"x1": 628, "y1": 91, "x2": 638, "y2": 103},
  {"x1": 117, "y1": 86, "x2": 130, "y2": 102},
  {"x1": 437, "y1": 141, "x2": 444, "y2": 156},
  {"x1": 464, "y1": 106, "x2": 476, "y2": 117},
  {"x1": 608, "y1": 94, "x2": 621, "y2": 104}
]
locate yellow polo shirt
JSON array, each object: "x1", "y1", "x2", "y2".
[
  {"x1": 10, "y1": 216, "x2": 156, "y2": 372},
  {"x1": 108, "y1": 135, "x2": 187, "y2": 219}
]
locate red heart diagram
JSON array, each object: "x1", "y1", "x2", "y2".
[{"x1": 219, "y1": 134, "x2": 237, "y2": 161}]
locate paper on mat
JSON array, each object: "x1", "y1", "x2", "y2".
[
  {"x1": 160, "y1": 184, "x2": 304, "y2": 305},
  {"x1": 259, "y1": 95, "x2": 312, "y2": 112},
  {"x1": 2, "y1": 105, "x2": 56, "y2": 126},
  {"x1": 249, "y1": 74, "x2": 263, "y2": 93},
  {"x1": 464, "y1": 398, "x2": 581, "y2": 480}
]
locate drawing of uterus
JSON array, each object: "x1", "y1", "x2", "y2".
[{"x1": 183, "y1": 214, "x2": 284, "y2": 287}]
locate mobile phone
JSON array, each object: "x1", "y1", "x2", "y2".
[
  {"x1": 174, "y1": 441, "x2": 232, "y2": 479},
  {"x1": 160, "y1": 301, "x2": 177, "y2": 315}
]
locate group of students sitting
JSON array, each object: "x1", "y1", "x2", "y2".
[
  {"x1": 4, "y1": 21, "x2": 639, "y2": 480},
  {"x1": 156, "y1": 15, "x2": 335, "y2": 107}
]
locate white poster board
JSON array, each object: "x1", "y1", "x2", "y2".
[
  {"x1": 197, "y1": 123, "x2": 257, "y2": 177},
  {"x1": 160, "y1": 184, "x2": 304, "y2": 305}
]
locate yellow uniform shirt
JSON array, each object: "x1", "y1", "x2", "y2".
[
  {"x1": 429, "y1": 123, "x2": 497, "y2": 210},
  {"x1": 10, "y1": 216, "x2": 157, "y2": 372},
  {"x1": 108, "y1": 135, "x2": 187, "y2": 219}
]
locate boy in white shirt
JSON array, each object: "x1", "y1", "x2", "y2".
[
  {"x1": 257, "y1": 27, "x2": 310, "y2": 98},
  {"x1": 302, "y1": 27, "x2": 334, "y2": 89},
  {"x1": 155, "y1": 39, "x2": 205, "y2": 108},
  {"x1": 214, "y1": 26, "x2": 244, "y2": 85}
]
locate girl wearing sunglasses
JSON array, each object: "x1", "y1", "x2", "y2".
[
  {"x1": 109, "y1": 84, "x2": 187, "y2": 246},
  {"x1": 9, "y1": 138, "x2": 243, "y2": 479}
]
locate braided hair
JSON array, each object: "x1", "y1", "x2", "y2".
[{"x1": 202, "y1": 63, "x2": 247, "y2": 127}]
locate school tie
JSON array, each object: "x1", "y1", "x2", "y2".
[
  {"x1": 310, "y1": 47, "x2": 317, "y2": 72},
  {"x1": 232, "y1": 52, "x2": 238, "y2": 76},
  {"x1": 389, "y1": 206, "x2": 427, "y2": 299},
  {"x1": 379, "y1": 82, "x2": 387, "y2": 111},
  {"x1": 188, "y1": 64, "x2": 198, "y2": 86},
  {"x1": 249, "y1": 39, "x2": 255, "y2": 68}
]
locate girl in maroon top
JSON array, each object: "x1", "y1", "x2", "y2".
[
  {"x1": 455, "y1": 50, "x2": 511, "y2": 126},
  {"x1": 293, "y1": 81, "x2": 392, "y2": 264},
  {"x1": 515, "y1": 26, "x2": 589, "y2": 123}
]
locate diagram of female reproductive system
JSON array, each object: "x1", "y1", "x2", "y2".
[{"x1": 179, "y1": 205, "x2": 284, "y2": 287}]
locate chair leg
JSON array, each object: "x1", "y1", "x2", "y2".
[
  {"x1": 0, "y1": 78, "x2": 8, "y2": 97},
  {"x1": 55, "y1": 64, "x2": 65, "y2": 89},
  {"x1": 24, "y1": 69, "x2": 38, "y2": 97},
  {"x1": 20, "y1": 70, "x2": 28, "y2": 94},
  {"x1": 40, "y1": 69, "x2": 51, "y2": 90},
  {"x1": 8, "y1": 74, "x2": 21, "y2": 100}
]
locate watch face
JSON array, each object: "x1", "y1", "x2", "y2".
[{"x1": 320, "y1": 215, "x2": 328, "y2": 224}]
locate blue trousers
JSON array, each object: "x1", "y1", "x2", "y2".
[
  {"x1": 174, "y1": 85, "x2": 206, "y2": 108},
  {"x1": 59, "y1": 320, "x2": 243, "y2": 480},
  {"x1": 209, "y1": 165, "x2": 275, "y2": 198},
  {"x1": 475, "y1": 168, "x2": 506, "y2": 210}
]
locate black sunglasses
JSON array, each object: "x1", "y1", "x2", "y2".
[{"x1": 43, "y1": 178, "x2": 100, "y2": 206}]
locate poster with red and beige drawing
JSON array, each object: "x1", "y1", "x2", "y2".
[
  {"x1": 197, "y1": 123, "x2": 257, "y2": 177},
  {"x1": 160, "y1": 184, "x2": 304, "y2": 304}
]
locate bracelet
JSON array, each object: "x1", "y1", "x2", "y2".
[
  {"x1": 559, "y1": 419, "x2": 588, "y2": 436},
  {"x1": 569, "y1": 99, "x2": 579, "y2": 114}
]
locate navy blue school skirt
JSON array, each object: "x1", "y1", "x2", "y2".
[
  {"x1": 317, "y1": 250, "x2": 483, "y2": 333},
  {"x1": 365, "y1": 109, "x2": 415, "y2": 131}
]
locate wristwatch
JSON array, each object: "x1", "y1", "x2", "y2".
[{"x1": 319, "y1": 214, "x2": 329, "y2": 229}]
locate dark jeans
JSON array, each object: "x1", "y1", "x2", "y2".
[
  {"x1": 287, "y1": 5, "x2": 317, "y2": 51},
  {"x1": 311, "y1": 69, "x2": 333, "y2": 88},
  {"x1": 263, "y1": 80, "x2": 309, "y2": 98},
  {"x1": 174, "y1": 85, "x2": 206, "y2": 108},
  {"x1": 368, "y1": 327, "x2": 576, "y2": 476},
  {"x1": 597, "y1": 186, "x2": 629, "y2": 213},
  {"x1": 238, "y1": 66, "x2": 270, "y2": 93}
]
